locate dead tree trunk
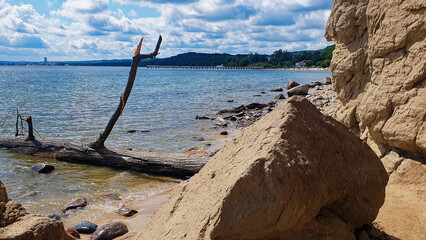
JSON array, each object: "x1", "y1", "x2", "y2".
[
  {"x1": 25, "y1": 116, "x2": 35, "y2": 141},
  {"x1": 90, "y1": 36, "x2": 162, "y2": 149}
]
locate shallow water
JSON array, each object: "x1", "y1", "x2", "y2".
[{"x1": 0, "y1": 66, "x2": 330, "y2": 225}]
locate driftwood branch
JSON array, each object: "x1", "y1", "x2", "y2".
[{"x1": 90, "y1": 36, "x2": 162, "y2": 149}]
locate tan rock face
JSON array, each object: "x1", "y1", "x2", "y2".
[
  {"x1": 326, "y1": 0, "x2": 426, "y2": 157},
  {"x1": 0, "y1": 180, "x2": 74, "y2": 240},
  {"x1": 137, "y1": 97, "x2": 388, "y2": 240}
]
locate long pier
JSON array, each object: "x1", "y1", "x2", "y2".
[{"x1": 146, "y1": 65, "x2": 330, "y2": 71}]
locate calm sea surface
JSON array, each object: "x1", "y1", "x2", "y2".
[{"x1": 0, "y1": 66, "x2": 330, "y2": 225}]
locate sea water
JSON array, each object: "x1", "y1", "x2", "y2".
[{"x1": 0, "y1": 66, "x2": 330, "y2": 225}]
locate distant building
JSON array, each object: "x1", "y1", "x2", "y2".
[
  {"x1": 294, "y1": 60, "x2": 306, "y2": 68},
  {"x1": 44, "y1": 57, "x2": 47, "y2": 64}
]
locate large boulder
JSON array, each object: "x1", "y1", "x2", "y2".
[
  {"x1": 137, "y1": 97, "x2": 388, "y2": 240},
  {"x1": 0, "y1": 180, "x2": 73, "y2": 240},
  {"x1": 325, "y1": 0, "x2": 426, "y2": 158}
]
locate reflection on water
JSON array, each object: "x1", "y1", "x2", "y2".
[{"x1": 0, "y1": 66, "x2": 331, "y2": 224}]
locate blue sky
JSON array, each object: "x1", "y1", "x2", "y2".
[{"x1": 0, "y1": 0, "x2": 333, "y2": 61}]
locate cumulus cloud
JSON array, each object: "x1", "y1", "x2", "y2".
[{"x1": 0, "y1": 0, "x2": 333, "y2": 61}]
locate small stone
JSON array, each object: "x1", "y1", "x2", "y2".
[
  {"x1": 66, "y1": 227, "x2": 81, "y2": 239},
  {"x1": 270, "y1": 87, "x2": 283, "y2": 92},
  {"x1": 323, "y1": 77, "x2": 332, "y2": 84},
  {"x1": 253, "y1": 95, "x2": 262, "y2": 97},
  {"x1": 226, "y1": 100, "x2": 234, "y2": 103},
  {"x1": 73, "y1": 221, "x2": 98, "y2": 234},
  {"x1": 220, "y1": 130, "x2": 228, "y2": 135},
  {"x1": 187, "y1": 147, "x2": 198, "y2": 152},
  {"x1": 274, "y1": 94, "x2": 285, "y2": 100},
  {"x1": 48, "y1": 214, "x2": 61, "y2": 221},
  {"x1": 205, "y1": 143, "x2": 212, "y2": 147},
  {"x1": 64, "y1": 198, "x2": 87, "y2": 212},
  {"x1": 286, "y1": 81, "x2": 300, "y2": 89},
  {"x1": 31, "y1": 163, "x2": 55, "y2": 173},
  {"x1": 116, "y1": 208, "x2": 138, "y2": 217},
  {"x1": 90, "y1": 222, "x2": 128, "y2": 240},
  {"x1": 261, "y1": 91, "x2": 266, "y2": 94},
  {"x1": 102, "y1": 193, "x2": 121, "y2": 201},
  {"x1": 246, "y1": 103, "x2": 267, "y2": 110},
  {"x1": 127, "y1": 148, "x2": 132, "y2": 151},
  {"x1": 194, "y1": 137, "x2": 204, "y2": 141}
]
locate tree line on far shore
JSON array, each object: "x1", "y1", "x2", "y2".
[
  {"x1": 145, "y1": 45, "x2": 334, "y2": 68},
  {"x1": 1, "y1": 45, "x2": 334, "y2": 68}
]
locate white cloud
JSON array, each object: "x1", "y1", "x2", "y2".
[{"x1": 0, "y1": 0, "x2": 333, "y2": 61}]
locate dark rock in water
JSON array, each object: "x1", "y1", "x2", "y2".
[
  {"x1": 64, "y1": 198, "x2": 87, "y2": 212},
  {"x1": 73, "y1": 221, "x2": 98, "y2": 234},
  {"x1": 127, "y1": 129, "x2": 150, "y2": 133},
  {"x1": 48, "y1": 214, "x2": 61, "y2": 221},
  {"x1": 127, "y1": 148, "x2": 133, "y2": 151},
  {"x1": 226, "y1": 100, "x2": 234, "y2": 103},
  {"x1": 117, "y1": 208, "x2": 138, "y2": 217},
  {"x1": 66, "y1": 227, "x2": 81, "y2": 239},
  {"x1": 220, "y1": 130, "x2": 228, "y2": 135},
  {"x1": 270, "y1": 87, "x2": 283, "y2": 92},
  {"x1": 246, "y1": 103, "x2": 267, "y2": 110},
  {"x1": 102, "y1": 193, "x2": 121, "y2": 201},
  {"x1": 195, "y1": 115, "x2": 210, "y2": 120},
  {"x1": 261, "y1": 91, "x2": 266, "y2": 94},
  {"x1": 22, "y1": 191, "x2": 39, "y2": 198},
  {"x1": 228, "y1": 116, "x2": 237, "y2": 121},
  {"x1": 31, "y1": 163, "x2": 55, "y2": 174},
  {"x1": 253, "y1": 95, "x2": 262, "y2": 97},
  {"x1": 217, "y1": 105, "x2": 246, "y2": 114},
  {"x1": 90, "y1": 222, "x2": 128, "y2": 240},
  {"x1": 274, "y1": 94, "x2": 285, "y2": 100},
  {"x1": 205, "y1": 143, "x2": 212, "y2": 147},
  {"x1": 286, "y1": 81, "x2": 300, "y2": 89},
  {"x1": 194, "y1": 137, "x2": 204, "y2": 141},
  {"x1": 287, "y1": 84, "x2": 309, "y2": 97}
]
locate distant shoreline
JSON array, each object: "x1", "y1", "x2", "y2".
[{"x1": 146, "y1": 65, "x2": 330, "y2": 71}]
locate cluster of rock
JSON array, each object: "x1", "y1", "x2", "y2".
[
  {"x1": 137, "y1": 97, "x2": 388, "y2": 239},
  {"x1": 0, "y1": 180, "x2": 74, "y2": 240},
  {"x1": 325, "y1": 0, "x2": 426, "y2": 158}
]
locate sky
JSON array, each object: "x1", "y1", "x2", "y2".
[{"x1": 0, "y1": 0, "x2": 334, "y2": 61}]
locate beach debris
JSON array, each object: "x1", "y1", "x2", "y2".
[
  {"x1": 286, "y1": 81, "x2": 300, "y2": 89},
  {"x1": 73, "y1": 221, "x2": 98, "y2": 234},
  {"x1": 195, "y1": 115, "x2": 210, "y2": 120},
  {"x1": 269, "y1": 87, "x2": 283, "y2": 92},
  {"x1": 31, "y1": 163, "x2": 55, "y2": 174},
  {"x1": 274, "y1": 94, "x2": 285, "y2": 100},
  {"x1": 287, "y1": 84, "x2": 309, "y2": 97},
  {"x1": 102, "y1": 193, "x2": 121, "y2": 201},
  {"x1": 116, "y1": 207, "x2": 138, "y2": 217},
  {"x1": 66, "y1": 227, "x2": 81, "y2": 239},
  {"x1": 219, "y1": 130, "x2": 228, "y2": 135},
  {"x1": 64, "y1": 198, "x2": 88, "y2": 212},
  {"x1": 90, "y1": 222, "x2": 128, "y2": 240}
]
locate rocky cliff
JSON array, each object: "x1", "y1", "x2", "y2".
[
  {"x1": 325, "y1": 0, "x2": 425, "y2": 158},
  {"x1": 136, "y1": 97, "x2": 388, "y2": 240},
  {"x1": 0, "y1": 180, "x2": 74, "y2": 240}
]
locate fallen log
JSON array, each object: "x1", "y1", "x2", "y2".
[{"x1": 0, "y1": 136, "x2": 208, "y2": 178}]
